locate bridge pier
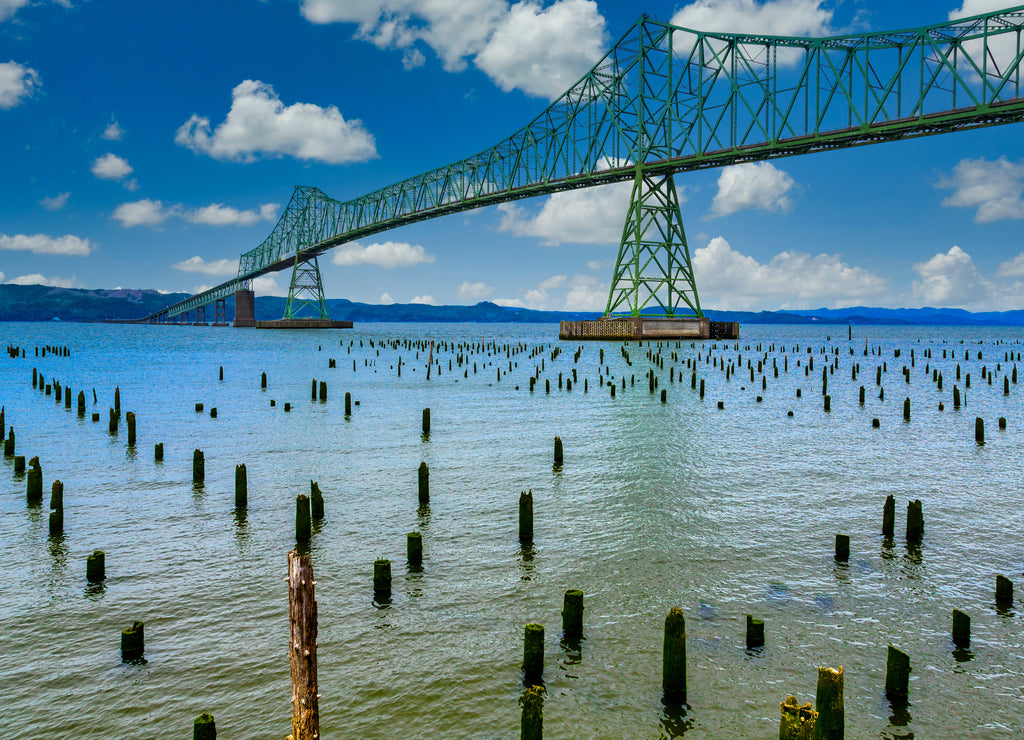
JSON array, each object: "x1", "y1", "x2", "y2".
[
  {"x1": 234, "y1": 289, "x2": 256, "y2": 327},
  {"x1": 214, "y1": 299, "x2": 228, "y2": 326}
]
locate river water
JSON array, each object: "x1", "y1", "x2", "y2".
[{"x1": 0, "y1": 321, "x2": 1021, "y2": 739}]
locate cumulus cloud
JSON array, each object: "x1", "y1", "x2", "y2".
[
  {"x1": 91, "y1": 153, "x2": 134, "y2": 181},
  {"x1": 495, "y1": 273, "x2": 580, "y2": 310},
  {"x1": 410, "y1": 294, "x2": 436, "y2": 304},
  {"x1": 997, "y1": 252, "x2": 1024, "y2": 278},
  {"x1": 498, "y1": 179, "x2": 633, "y2": 245},
  {"x1": 111, "y1": 199, "x2": 175, "y2": 228},
  {"x1": 102, "y1": 117, "x2": 124, "y2": 141},
  {"x1": 40, "y1": 192, "x2": 70, "y2": 211},
  {"x1": 330, "y1": 241, "x2": 434, "y2": 268},
  {"x1": 692, "y1": 236, "x2": 888, "y2": 310},
  {"x1": 938, "y1": 157, "x2": 1024, "y2": 223},
  {"x1": 0, "y1": 0, "x2": 30, "y2": 22},
  {"x1": 185, "y1": 202, "x2": 279, "y2": 226},
  {"x1": 910, "y1": 245, "x2": 1002, "y2": 308},
  {"x1": 175, "y1": 80, "x2": 378, "y2": 164},
  {"x1": 457, "y1": 280, "x2": 494, "y2": 300},
  {"x1": 476, "y1": 0, "x2": 607, "y2": 99},
  {"x1": 379, "y1": 291, "x2": 395, "y2": 304},
  {"x1": 0, "y1": 232, "x2": 94, "y2": 256},
  {"x1": 251, "y1": 274, "x2": 288, "y2": 296},
  {"x1": 6, "y1": 273, "x2": 83, "y2": 288},
  {"x1": 0, "y1": 61, "x2": 40, "y2": 109},
  {"x1": 172, "y1": 256, "x2": 239, "y2": 276},
  {"x1": 300, "y1": 0, "x2": 606, "y2": 99},
  {"x1": 564, "y1": 273, "x2": 607, "y2": 310},
  {"x1": 709, "y1": 162, "x2": 795, "y2": 218}
]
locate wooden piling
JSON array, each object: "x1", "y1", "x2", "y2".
[
  {"x1": 13, "y1": 455, "x2": 24, "y2": 473},
  {"x1": 295, "y1": 494, "x2": 311, "y2": 542},
  {"x1": 120, "y1": 621, "x2": 145, "y2": 662},
  {"x1": 975, "y1": 417, "x2": 984, "y2": 444},
  {"x1": 287, "y1": 550, "x2": 320, "y2": 740},
  {"x1": 952, "y1": 609, "x2": 970, "y2": 648},
  {"x1": 344, "y1": 392, "x2": 352, "y2": 415},
  {"x1": 884, "y1": 645, "x2": 910, "y2": 701},
  {"x1": 418, "y1": 462, "x2": 429, "y2": 504},
  {"x1": 422, "y1": 407, "x2": 431, "y2": 434},
  {"x1": 261, "y1": 371, "x2": 267, "y2": 389},
  {"x1": 3, "y1": 428, "x2": 12, "y2": 456},
  {"x1": 779, "y1": 695, "x2": 817, "y2": 740},
  {"x1": 834, "y1": 534, "x2": 849, "y2": 562},
  {"x1": 193, "y1": 449, "x2": 205, "y2": 483},
  {"x1": 520, "y1": 685, "x2": 543, "y2": 740},
  {"x1": 663, "y1": 607, "x2": 687, "y2": 701},
  {"x1": 407, "y1": 531, "x2": 423, "y2": 565},
  {"x1": 319, "y1": 381, "x2": 327, "y2": 402},
  {"x1": 523, "y1": 623, "x2": 544, "y2": 681},
  {"x1": 50, "y1": 479, "x2": 63, "y2": 511},
  {"x1": 26, "y1": 465, "x2": 42, "y2": 503},
  {"x1": 519, "y1": 490, "x2": 534, "y2": 542},
  {"x1": 814, "y1": 666, "x2": 844, "y2": 739},
  {"x1": 126, "y1": 411, "x2": 136, "y2": 446},
  {"x1": 562, "y1": 589, "x2": 583, "y2": 640},
  {"x1": 108, "y1": 408, "x2": 118, "y2": 434},
  {"x1": 373, "y1": 558, "x2": 392, "y2": 597},
  {"x1": 553, "y1": 436, "x2": 563, "y2": 466},
  {"x1": 310, "y1": 480, "x2": 324, "y2": 519},
  {"x1": 996, "y1": 575, "x2": 1014, "y2": 607},
  {"x1": 882, "y1": 495, "x2": 895, "y2": 537},
  {"x1": 906, "y1": 500, "x2": 923, "y2": 542},
  {"x1": 77, "y1": 390, "x2": 86, "y2": 415},
  {"x1": 193, "y1": 713, "x2": 216, "y2": 740},
  {"x1": 154, "y1": 442, "x2": 163, "y2": 461},
  {"x1": 746, "y1": 614, "x2": 765, "y2": 649},
  {"x1": 87, "y1": 550, "x2": 105, "y2": 582},
  {"x1": 903, "y1": 397, "x2": 910, "y2": 421},
  {"x1": 235, "y1": 464, "x2": 247, "y2": 508}
]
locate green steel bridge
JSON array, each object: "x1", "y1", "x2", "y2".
[{"x1": 147, "y1": 5, "x2": 1024, "y2": 324}]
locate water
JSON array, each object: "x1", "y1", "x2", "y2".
[{"x1": 1, "y1": 321, "x2": 1022, "y2": 739}]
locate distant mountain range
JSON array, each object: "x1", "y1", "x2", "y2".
[{"x1": 1, "y1": 284, "x2": 1023, "y2": 325}]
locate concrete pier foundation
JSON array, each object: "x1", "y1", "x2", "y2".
[{"x1": 559, "y1": 316, "x2": 738, "y2": 340}]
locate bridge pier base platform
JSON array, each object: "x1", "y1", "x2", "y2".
[
  {"x1": 559, "y1": 316, "x2": 739, "y2": 340},
  {"x1": 255, "y1": 319, "x2": 353, "y2": 329}
]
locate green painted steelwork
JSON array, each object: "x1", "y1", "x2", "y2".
[
  {"x1": 146, "y1": 6, "x2": 1024, "y2": 322},
  {"x1": 284, "y1": 255, "x2": 329, "y2": 320}
]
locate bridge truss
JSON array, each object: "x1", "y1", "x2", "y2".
[{"x1": 148, "y1": 5, "x2": 1024, "y2": 323}]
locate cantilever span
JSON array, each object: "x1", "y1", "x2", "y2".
[{"x1": 148, "y1": 5, "x2": 1024, "y2": 324}]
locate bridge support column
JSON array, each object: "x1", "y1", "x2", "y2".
[
  {"x1": 284, "y1": 255, "x2": 329, "y2": 320},
  {"x1": 196, "y1": 306, "x2": 206, "y2": 325},
  {"x1": 604, "y1": 168, "x2": 701, "y2": 319},
  {"x1": 234, "y1": 289, "x2": 255, "y2": 327},
  {"x1": 214, "y1": 299, "x2": 227, "y2": 326}
]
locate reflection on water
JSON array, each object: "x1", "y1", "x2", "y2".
[{"x1": 517, "y1": 542, "x2": 535, "y2": 582}]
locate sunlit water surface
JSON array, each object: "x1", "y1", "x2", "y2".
[{"x1": 0, "y1": 321, "x2": 1021, "y2": 739}]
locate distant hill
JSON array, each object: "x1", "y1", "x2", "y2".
[{"x1": 2, "y1": 284, "x2": 1024, "y2": 325}]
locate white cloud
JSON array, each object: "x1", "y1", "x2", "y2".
[
  {"x1": 175, "y1": 80, "x2": 378, "y2": 164},
  {"x1": 251, "y1": 274, "x2": 287, "y2": 296},
  {"x1": 91, "y1": 153, "x2": 134, "y2": 181},
  {"x1": 938, "y1": 157, "x2": 1024, "y2": 223},
  {"x1": 0, "y1": 61, "x2": 40, "y2": 109},
  {"x1": 493, "y1": 297, "x2": 527, "y2": 307},
  {"x1": 0, "y1": 0, "x2": 30, "y2": 22},
  {"x1": 102, "y1": 117, "x2": 124, "y2": 141},
  {"x1": 457, "y1": 280, "x2": 494, "y2": 300},
  {"x1": 6, "y1": 273, "x2": 83, "y2": 288},
  {"x1": 39, "y1": 192, "x2": 70, "y2": 211},
  {"x1": 997, "y1": 252, "x2": 1024, "y2": 278},
  {"x1": 410, "y1": 294, "x2": 436, "y2": 304},
  {"x1": 498, "y1": 179, "x2": 633, "y2": 245},
  {"x1": 538, "y1": 274, "x2": 566, "y2": 290},
  {"x1": 692, "y1": 236, "x2": 889, "y2": 310},
  {"x1": 172, "y1": 256, "x2": 239, "y2": 276},
  {"x1": 300, "y1": 0, "x2": 606, "y2": 99},
  {"x1": 0, "y1": 233, "x2": 94, "y2": 256},
  {"x1": 185, "y1": 202, "x2": 279, "y2": 226},
  {"x1": 709, "y1": 162, "x2": 795, "y2": 218},
  {"x1": 911, "y1": 245, "x2": 996, "y2": 308},
  {"x1": 475, "y1": 0, "x2": 607, "y2": 99},
  {"x1": 111, "y1": 199, "x2": 175, "y2": 228},
  {"x1": 564, "y1": 273, "x2": 606, "y2": 310},
  {"x1": 330, "y1": 240, "x2": 434, "y2": 268},
  {"x1": 671, "y1": 0, "x2": 833, "y2": 66},
  {"x1": 379, "y1": 291, "x2": 395, "y2": 304}
]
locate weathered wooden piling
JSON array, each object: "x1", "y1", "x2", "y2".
[
  {"x1": 562, "y1": 589, "x2": 583, "y2": 640},
  {"x1": 219, "y1": 365, "x2": 224, "y2": 381},
  {"x1": 13, "y1": 454, "x2": 24, "y2": 473},
  {"x1": 344, "y1": 391, "x2": 352, "y2": 415},
  {"x1": 834, "y1": 534, "x2": 849, "y2": 562},
  {"x1": 903, "y1": 397, "x2": 910, "y2": 421},
  {"x1": 193, "y1": 449, "x2": 205, "y2": 483},
  {"x1": 823, "y1": 395, "x2": 831, "y2": 412},
  {"x1": 882, "y1": 495, "x2": 895, "y2": 537},
  {"x1": 193, "y1": 713, "x2": 216, "y2": 740},
  {"x1": 194, "y1": 403, "x2": 204, "y2": 413},
  {"x1": 906, "y1": 500, "x2": 923, "y2": 542},
  {"x1": 234, "y1": 464, "x2": 247, "y2": 508},
  {"x1": 26, "y1": 464, "x2": 42, "y2": 503},
  {"x1": 87, "y1": 550, "x2": 105, "y2": 582},
  {"x1": 519, "y1": 490, "x2": 534, "y2": 542},
  {"x1": 120, "y1": 621, "x2": 145, "y2": 662},
  {"x1": 553, "y1": 436, "x2": 563, "y2": 466},
  {"x1": 126, "y1": 411, "x2": 136, "y2": 445},
  {"x1": 261, "y1": 371, "x2": 267, "y2": 389},
  {"x1": 663, "y1": 607, "x2": 687, "y2": 700},
  {"x1": 814, "y1": 666, "x2": 844, "y2": 739},
  {"x1": 108, "y1": 408, "x2": 118, "y2": 433},
  {"x1": 779, "y1": 695, "x2": 817, "y2": 740},
  {"x1": 523, "y1": 623, "x2": 544, "y2": 681},
  {"x1": 310, "y1": 480, "x2": 324, "y2": 519},
  {"x1": 114, "y1": 386, "x2": 120, "y2": 414},
  {"x1": 373, "y1": 558, "x2": 392, "y2": 597},
  {"x1": 418, "y1": 462, "x2": 429, "y2": 504},
  {"x1": 885, "y1": 645, "x2": 910, "y2": 701},
  {"x1": 295, "y1": 494, "x2": 311, "y2": 542},
  {"x1": 77, "y1": 390, "x2": 86, "y2": 415},
  {"x1": 746, "y1": 614, "x2": 765, "y2": 649},
  {"x1": 952, "y1": 609, "x2": 970, "y2": 648},
  {"x1": 407, "y1": 531, "x2": 423, "y2": 565},
  {"x1": 287, "y1": 550, "x2": 319, "y2": 740},
  {"x1": 154, "y1": 442, "x2": 163, "y2": 461},
  {"x1": 422, "y1": 407, "x2": 431, "y2": 434},
  {"x1": 975, "y1": 417, "x2": 984, "y2": 444},
  {"x1": 3, "y1": 428, "x2": 13, "y2": 456},
  {"x1": 318, "y1": 380, "x2": 327, "y2": 402},
  {"x1": 50, "y1": 479, "x2": 63, "y2": 511},
  {"x1": 996, "y1": 575, "x2": 1014, "y2": 607},
  {"x1": 210, "y1": 407, "x2": 217, "y2": 418},
  {"x1": 520, "y1": 685, "x2": 543, "y2": 740}
]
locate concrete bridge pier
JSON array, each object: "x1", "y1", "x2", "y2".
[{"x1": 234, "y1": 289, "x2": 256, "y2": 327}]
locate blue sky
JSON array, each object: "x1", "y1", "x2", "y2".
[{"x1": 2, "y1": 0, "x2": 1023, "y2": 312}]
